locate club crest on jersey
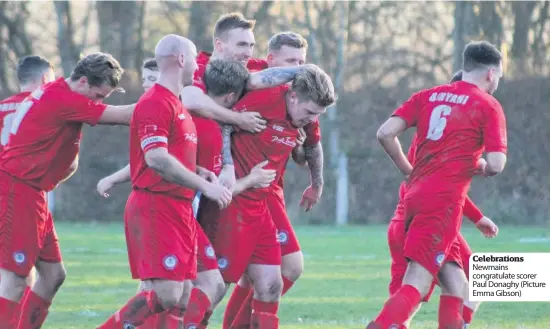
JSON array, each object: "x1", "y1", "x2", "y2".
[
  {"x1": 185, "y1": 324, "x2": 198, "y2": 329},
  {"x1": 163, "y1": 255, "x2": 178, "y2": 270},
  {"x1": 217, "y1": 257, "x2": 229, "y2": 270},
  {"x1": 388, "y1": 325, "x2": 400, "y2": 329},
  {"x1": 13, "y1": 252, "x2": 25, "y2": 265},
  {"x1": 205, "y1": 246, "x2": 216, "y2": 259},
  {"x1": 178, "y1": 113, "x2": 186, "y2": 120},
  {"x1": 435, "y1": 252, "x2": 445, "y2": 266},
  {"x1": 123, "y1": 323, "x2": 136, "y2": 329},
  {"x1": 271, "y1": 136, "x2": 296, "y2": 147},
  {"x1": 277, "y1": 230, "x2": 289, "y2": 244}
]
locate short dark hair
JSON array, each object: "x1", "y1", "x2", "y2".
[
  {"x1": 450, "y1": 70, "x2": 463, "y2": 83},
  {"x1": 213, "y1": 12, "x2": 255, "y2": 40},
  {"x1": 204, "y1": 60, "x2": 249, "y2": 97},
  {"x1": 462, "y1": 41, "x2": 502, "y2": 72},
  {"x1": 142, "y1": 58, "x2": 158, "y2": 71},
  {"x1": 70, "y1": 52, "x2": 124, "y2": 89},
  {"x1": 16, "y1": 55, "x2": 53, "y2": 85},
  {"x1": 268, "y1": 32, "x2": 308, "y2": 52}
]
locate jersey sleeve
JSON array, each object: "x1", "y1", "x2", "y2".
[
  {"x1": 483, "y1": 101, "x2": 508, "y2": 153},
  {"x1": 304, "y1": 120, "x2": 321, "y2": 146},
  {"x1": 58, "y1": 90, "x2": 107, "y2": 125},
  {"x1": 392, "y1": 91, "x2": 423, "y2": 128},
  {"x1": 463, "y1": 196, "x2": 483, "y2": 224},
  {"x1": 135, "y1": 99, "x2": 172, "y2": 153}
]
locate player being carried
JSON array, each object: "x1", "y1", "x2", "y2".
[
  {"x1": 384, "y1": 69, "x2": 500, "y2": 329},
  {"x1": 367, "y1": 40, "x2": 507, "y2": 329},
  {"x1": 224, "y1": 31, "x2": 325, "y2": 329},
  {"x1": 199, "y1": 64, "x2": 336, "y2": 329},
  {"x1": 0, "y1": 52, "x2": 135, "y2": 329}
]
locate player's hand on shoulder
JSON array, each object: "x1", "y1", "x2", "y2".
[
  {"x1": 96, "y1": 177, "x2": 114, "y2": 198},
  {"x1": 219, "y1": 165, "x2": 236, "y2": 193},
  {"x1": 237, "y1": 111, "x2": 267, "y2": 133},
  {"x1": 476, "y1": 216, "x2": 499, "y2": 238},
  {"x1": 300, "y1": 185, "x2": 323, "y2": 212},
  {"x1": 249, "y1": 160, "x2": 276, "y2": 188},
  {"x1": 203, "y1": 182, "x2": 232, "y2": 209}
]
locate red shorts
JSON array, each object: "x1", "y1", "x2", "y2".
[
  {"x1": 268, "y1": 186, "x2": 300, "y2": 256},
  {"x1": 196, "y1": 222, "x2": 219, "y2": 272},
  {"x1": 200, "y1": 196, "x2": 280, "y2": 283},
  {"x1": 387, "y1": 219, "x2": 436, "y2": 302},
  {"x1": 403, "y1": 197, "x2": 464, "y2": 278},
  {"x1": 125, "y1": 190, "x2": 197, "y2": 281},
  {"x1": 0, "y1": 171, "x2": 62, "y2": 277}
]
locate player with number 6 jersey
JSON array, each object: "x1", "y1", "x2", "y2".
[
  {"x1": 0, "y1": 52, "x2": 135, "y2": 329},
  {"x1": 367, "y1": 41, "x2": 507, "y2": 329}
]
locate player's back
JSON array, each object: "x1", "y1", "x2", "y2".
[
  {"x1": 0, "y1": 91, "x2": 31, "y2": 152},
  {"x1": 129, "y1": 84, "x2": 197, "y2": 200},
  {"x1": 231, "y1": 86, "x2": 298, "y2": 200},
  {"x1": 0, "y1": 78, "x2": 107, "y2": 191},
  {"x1": 398, "y1": 81, "x2": 505, "y2": 200}
]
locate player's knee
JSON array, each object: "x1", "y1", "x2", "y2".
[
  {"x1": 281, "y1": 251, "x2": 304, "y2": 282},
  {"x1": 254, "y1": 276, "x2": 283, "y2": 302}
]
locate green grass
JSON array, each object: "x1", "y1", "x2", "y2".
[{"x1": 43, "y1": 222, "x2": 549, "y2": 329}]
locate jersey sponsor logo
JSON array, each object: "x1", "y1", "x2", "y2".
[
  {"x1": 163, "y1": 254, "x2": 178, "y2": 270},
  {"x1": 185, "y1": 133, "x2": 198, "y2": 144},
  {"x1": 271, "y1": 136, "x2": 296, "y2": 147},
  {"x1": 140, "y1": 136, "x2": 168, "y2": 150},
  {"x1": 272, "y1": 124, "x2": 284, "y2": 132}
]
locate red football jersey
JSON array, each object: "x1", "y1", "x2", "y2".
[
  {"x1": 130, "y1": 84, "x2": 197, "y2": 200},
  {"x1": 191, "y1": 51, "x2": 269, "y2": 176},
  {"x1": 394, "y1": 81, "x2": 507, "y2": 201},
  {"x1": 0, "y1": 78, "x2": 107, "y2": 191},
  {"x1": 231, "y1": 85, "x2": 298, "y2": 200},
  {"x1": 0, "y1": 91, "x2": 31, "y2": 152}
]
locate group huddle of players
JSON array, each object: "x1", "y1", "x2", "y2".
[{"x1": 0, "y1": 11, "x2": 506, "y2": 329}]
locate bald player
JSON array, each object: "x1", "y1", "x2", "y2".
[{"x1": 96, "y1": 34, "x2": 232, "y2": 329}]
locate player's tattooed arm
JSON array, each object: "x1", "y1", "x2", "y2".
[
  {"x1": 218, "y1": 125, "x2": 237, "y2": 192},
  {"x1": 304, "y1": 142, "x2": 324, "y2": 187},
  {"x1": 181, "y1": 86, "x2": 266, "y2": 133},
  {"x1": 247, "y1": 66, "x2": 302, "y2": 90}
]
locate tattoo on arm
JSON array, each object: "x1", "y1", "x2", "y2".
[
  {"x1": 248, "y1": 66, "x2": 301, "y2": 90},
  {"x1": 221, "y1": 124, "x2": 234, "y2": 166},
  {"x1": 304, "y1": 142, "x2": 324, "y2": 187}
]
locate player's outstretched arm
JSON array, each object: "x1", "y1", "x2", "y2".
[
  {"x1": 376, "y1": 116, "x2": 413, "y2": 177},
  {"x1": 97, "y1": 104, "x2": 136, "y2": 125},
  {"x1": 181, "y1": 86, "x2": 266, "y2": 133},
  {"x1": 464, "y1": 196, "x2": 498, "y2": 238},
  {"x1": 247, "y1": 66, "x2": 303, "y2": 90},
  {"x1": 145, "y1": 147, "x2": 232, "y2": 208},
  {"x1": 233, "y1": 160, "x2": 276, "y2": 196},
  {"x1": 97, "y1": 164, "x2": 131, "y2": 198}
]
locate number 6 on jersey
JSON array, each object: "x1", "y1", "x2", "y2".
[{"x1": 426, "y1": 104, "x2": 452, "y2": 141}]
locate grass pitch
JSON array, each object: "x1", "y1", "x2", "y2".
[{"x1": 43, "y1": 222, "x2": 549, "y2": 329}]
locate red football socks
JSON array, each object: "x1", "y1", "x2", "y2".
[
  {"x1": 371, "y1": 285, "x2": 422, "y2": 329},
  {"x1": 438, "y1": 295, "x2": 464, "y2": 329},
  {"x1": 462, "y1": 305, "x2": 474, "y2": 325},
  {"x1": 0, "y1": 296, "x2": 19, "y2": 329},
  {"x1": 16, "y1": 288, "x2": 51, "y2": 329},
  {"x1": 230, "y1": 276, "x2": 294, "y2": 329},
  {"x1": 250, "y1": 299, "x2": 279, "y2": 329},
  {"x1": 183, "y1": 288, "x2": 211, "y2": 329},
  {"x1": 98, "y1": 290, "x2": 164, "y2": 329},
  {"x1": 155, "y1": 307, "x2": 184, "y2": 329},
  {"x1": 223, "y1": 285, "x2": 251, "y2": 329},
  {"x1": 198, "y1": 310, "x2": 213, "y2": 329}
]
